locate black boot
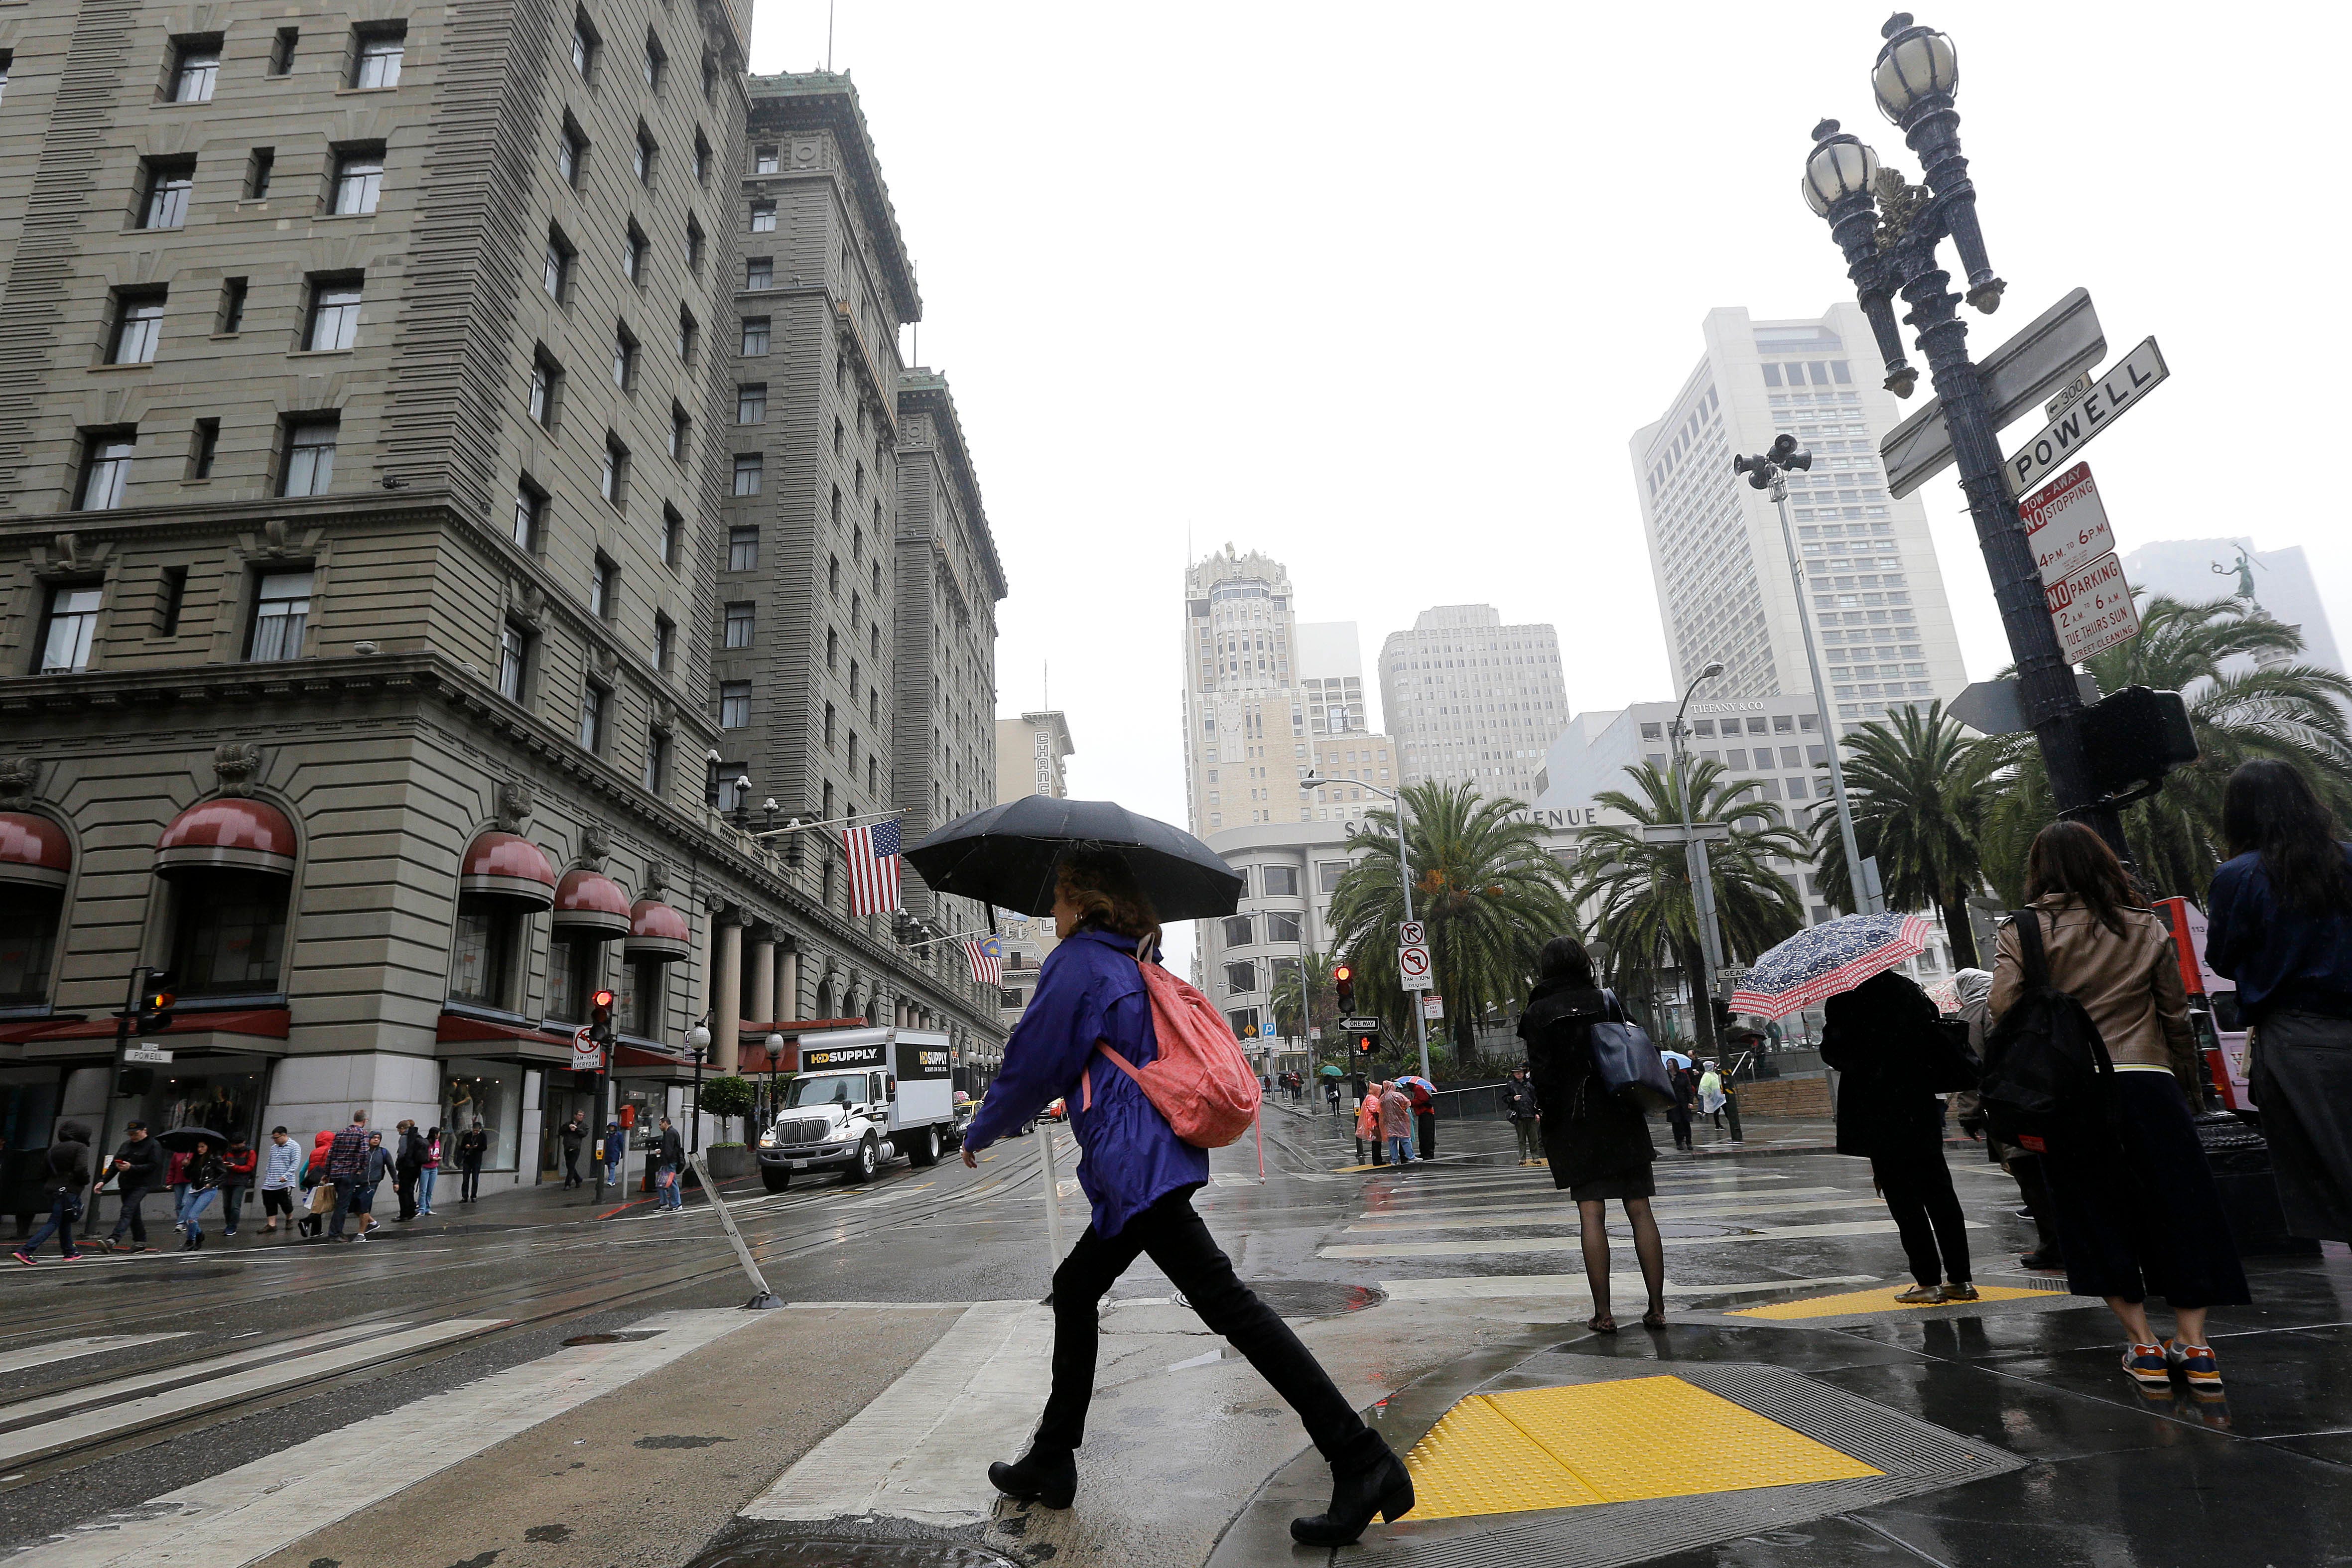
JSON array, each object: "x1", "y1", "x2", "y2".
[
  {"x1": 987, "y1": 1444, "x2": 1076, "y2": 1509},
  {"x1": 1291, "y1": 1433, "x2": 1413, "y2": 1547}
]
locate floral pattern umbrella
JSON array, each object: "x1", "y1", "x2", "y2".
[{"x1": 1727, "y1": 913, "x2": 1934, "y2": 1021}]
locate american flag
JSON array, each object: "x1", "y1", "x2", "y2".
[
  {"x1": 842, "y1": 818, "x2": 903, "y2": 915},
  {"x1": 965, "y1": 934, "x2": 1003, "y2": 986}
]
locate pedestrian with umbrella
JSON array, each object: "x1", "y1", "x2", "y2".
[
  {"x1": 1738, "y1": 913, "x2": 1976, "y2": 1303},
  {"x1": 911, "y1": 810, "x2": 1413, "y2": 1548},
  {"x1": 1398, "y1": 1074, "x2": 1437, "y2": 1162}
]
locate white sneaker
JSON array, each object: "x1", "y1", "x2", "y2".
[{"x1": 352, "y1": 1232, "x2": 369, "y2": 1243}]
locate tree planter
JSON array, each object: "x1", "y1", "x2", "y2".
[{"x1": 701, "y1": 1143, "x2": 754, "y2": 1181}]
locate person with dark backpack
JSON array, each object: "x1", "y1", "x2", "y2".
[{"x1": 1988, "y1": 822, "x2": 2248, "y2": 1391}]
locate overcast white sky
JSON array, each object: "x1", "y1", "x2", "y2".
[{"x1": 748, "y1": 2, "x2": 2350, "y2": 959}]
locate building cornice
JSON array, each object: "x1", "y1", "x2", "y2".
[
  {"x1": 743, "y1": 72, "x2": 921, "y2": 322},
  {"x1": 897, "y1": 371, "x2": 1006, "y2": 602}
]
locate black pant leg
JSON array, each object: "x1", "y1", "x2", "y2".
[
  {"x1": 1871, "y1": 1152, "x2": 1945, "y2": 1287},
  {"x1": 1913, "y1": 1144, "x2": 1972, "y2": 1283},
  {"x1": 1417, "y1": 1111, "x2": 1435, "y2": 1161},
  {"x1": 1142, "y1": 1194, "x2": 1371, "y2": 1464},
  {"x1": 2010, "y1": 1153, "x2": 2061, "y2": 1250},
  {"x1": 1032, "y1": 1218, "x2": 1152, "y2": 1452}
]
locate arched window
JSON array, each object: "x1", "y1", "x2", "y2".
[
  {"x1": 155, "y1": 799, "x2": 298, "y2": 999},
  {"x1": 452, "y1": 832, "x2": 557, "y2": 1011},
  {"x1": 0, "y1": 814, "x2": 71, "y2": 1006}
]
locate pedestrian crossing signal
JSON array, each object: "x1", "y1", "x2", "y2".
[{"x1": 1353, "y1": 1033, "x2": 1376, "y2": 1056}]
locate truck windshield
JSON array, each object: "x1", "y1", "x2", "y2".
[{"x1": 785, "y1": 1074, "x2": 862, "y2": 1110}]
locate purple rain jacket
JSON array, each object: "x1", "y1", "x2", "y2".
[{"x1": 961, "y1": 925, "x2": 1208, "y2": 1237}]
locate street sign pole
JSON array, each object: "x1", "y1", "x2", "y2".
[
  {"x1": 1390, "y1": 808, "x2": 1432, "y2": 1083},
  {"x1": 1767, "y1": 474, "x2": 1878, "y2": 915}
]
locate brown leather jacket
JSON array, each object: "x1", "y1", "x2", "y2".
[{"x1": 1989, "y1": 895, "x2": 2197, "y2": 1083}]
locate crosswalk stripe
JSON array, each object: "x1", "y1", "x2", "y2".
[
  {"x1": 0, "y1": 1322, "x2": 403, "y2": 1432},
  {"x1": 1377, "y1": 1273, "x2": 1881, "y2": 1302},
  {"x1": 1343, "y1": 1196, "x2": 1889, "y2": 1234},
  {"x1": 10, "y1": 1309, "x2": 756, "y2": 1568},
  {"x1": 0, "y1": 1320, "x2": 509, "y2": 1468},
  {"x1": 0, "y1": 1335, "x2": 187, "y2": 1377},
  {"x1": 1353, "y1": 1186, "x2": 1852, "y2": 1225},
  {"x1": 1320, "y1": 1217, "x2": 1988, "y2": 1261},
  {"x1": 741, "y1": 1299, "x2": 1052, "y2": 1526}
]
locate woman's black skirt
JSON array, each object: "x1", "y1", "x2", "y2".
[
  {"x1": 2039, "y1": 1069, "x2": 2251, "y2": 1308},
  {"x1": 1568, "y1": 1169, "x2": 1657, "y2": 1203}
]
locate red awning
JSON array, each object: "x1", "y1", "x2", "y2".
[
  {"x1": 552, "y1": 869, "x2": 631, "y2": 938},
  {"x1": 0, "y1": 1008, "x2": 291, "y2": 1046},
  {"x1": 156, "y1": 798, "x2": 297, "y2": 878},
  {"x1": 435, "y1": 1011, "x2": 579, "y2": 1052},
  {"x1": 459, "y1": 831, "x2": 557, "y2": 908},
  {"x1": 734, "y1": 1017, "x2": 868, "y2": 1074},
  {"x1": 0, "y1": 813, "x2": 70, "y2": 890},
  {"x1": 625, "y1": 898, "x2": 691, "y2": 961}
]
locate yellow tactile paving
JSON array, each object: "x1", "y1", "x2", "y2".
[
  {"x1": 1727, "y1": 1285, "x2": 2063, "y2": 1320},
  {"x1": 1403, "y1": 1375, "x2": 1882, "y2": 1521}
]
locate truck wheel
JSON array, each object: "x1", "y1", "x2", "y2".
[
  {"x1": 761, "y1": 1168, "x2": 791, "y2": 1193},
  {"x1": 845, "y1": 1136, "x2": 879, "y2": 1184},
  {"x1": 908, "y1": 1125, "x2": 940, "y2": 1167}
]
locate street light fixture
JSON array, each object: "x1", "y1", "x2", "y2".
[
  {"x1": 1666, "y1": 661, "x2": 1730, "y2": 1052},
  {"x1": 1300, "y1": 769, "x2": 1432, "y2": 1082},
  {"x1": 686, "y1": 1021, "x2": 712, "y2": 1154}
]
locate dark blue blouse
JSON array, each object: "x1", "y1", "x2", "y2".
[{"x1": 2206, "y1": 845, "x2": 2352, "y2": 1021}]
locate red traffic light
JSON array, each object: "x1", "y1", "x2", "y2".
[
  {"x1": 591, "y1": 989, "x2": 616, "y2": 1011},
  {"x1": 1332, "y1": 963, "x2": 1352, "y2": 982}
]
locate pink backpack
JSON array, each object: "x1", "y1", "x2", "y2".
[{"x1": 1082, "y1": 958, "x2": 1262, "y2": 1148}]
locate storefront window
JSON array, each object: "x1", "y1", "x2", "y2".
[
  {"x1": 619, "y1": 956, "x2": 665, "y2": 1039},
  {"x1": 440, "y1": 1056, "x2": 523, "y2": 1171},
  {"x1": 545, "y1": 934, "x2": 601, "y2": 1024},
  {"x1": 0, "y1": 890, "x2": 63, "y2": 1005},
  {"x1": 170, "y1": 870, "x2": 289, "y2": 996},
  {"x1": 448, "y1": 895, "x2": 523, "y2": 1010}
]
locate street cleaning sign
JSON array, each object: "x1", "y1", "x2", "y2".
[
  {"x1": 2020, "y1": 463, "x2": 2113, "y2": 586},
  {"x1": 2046, "y1": 550, "x2": 2140, "y2": 661},
  {"x1": 2002, "y1": 337, "x2": 2168, "y2": 496}
]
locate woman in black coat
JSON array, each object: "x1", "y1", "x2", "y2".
[
  {"x1": 1518, "y1": 936, "x2": 1667, "y2": 1333},
  {"x1": 1820, "y1": 969, "x2": 1975, "y2": 1303}
]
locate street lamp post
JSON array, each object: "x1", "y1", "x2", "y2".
[
  {"x1": 1300, "y1": 771, "x2": 1431, "y2": 1082},
  {"x1": 1667, "y1": 661, "x2": 1731, "y2": 1059},
  {"x1": 685, "y1": 1022, "x2": 711, "y2": 1154},
  {"x1": 1800, "y1": 12, "x2": 2126, "y2": 861}
]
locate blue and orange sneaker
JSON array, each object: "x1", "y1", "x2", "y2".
[
  {"x1": 2165, "y1": 1339, "x2": 2221, "y2": 1389},
  {"x1": 2122, "y1": 1343, "x2": 2172, "y2": 1387}
]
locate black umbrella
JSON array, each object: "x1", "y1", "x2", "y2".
[
  {"x1": 155, "y1": 1126, "x2": 230, "y2": 1151},
  {"x1": 906, "y1": 796, "x2": 1243, "y2": 922}
]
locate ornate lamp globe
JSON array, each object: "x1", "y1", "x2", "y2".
[
  {"x1": 1802, "y1": 120, "x2": 1881, "y2": 216},
  {"x1": 687, "y1": 1023, "x2": 712, "y2": 1052},
  {"x1": 1873, "y1": 12, "x2": 1958, "y2": 122}
]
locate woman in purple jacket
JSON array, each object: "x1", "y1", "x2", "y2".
[{"x1": 961, "y1": 847, "x2": 1410, "y2": 1547}]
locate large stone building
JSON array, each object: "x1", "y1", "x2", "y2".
[
  {"x1": 0, "y1": 11, "x2": 1003, "y2": 1207},
  {"x1": 1378, "y1": 604, "x2": 1569, "y2": 800}
]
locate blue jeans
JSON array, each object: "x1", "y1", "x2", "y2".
[
  {"x1": 182, "y1": 1187, "x2": 219, "y2": 1238},
  {"x1": 21, "y1": 1192, "x2": 79, "y2": 1257},
  {"x1": 657, "y1": 1163, "x2": 682, "y2": 1208},
  {"x1": 417, "y1": 1168, "x2": 438, "y2": 1211},
  {"x1": 327, "y1": 1178, "x2": 374, "y2": 1237},
  {"x1": 221, "y1": 1186, "x2": 245, "y2": 1234},
  {"x1": 1387, "y1": 1137, "x2": 1414, "y2": 1165}
]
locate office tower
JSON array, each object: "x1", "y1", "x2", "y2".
[
  {"x1": 1632, "y1": 304, "x2": 1968, "y2": 728},
  {"x1": 1379, "y1": 605, "x2": 1569, "y2": 798},
  {"x1": 1295, "y1": 621, "x2": 1368, "y2": 735}
]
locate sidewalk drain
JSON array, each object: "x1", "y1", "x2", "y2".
[
  {"x1": 686, "y1": 1527, "x2": 1019, "y2": 1568},
  {"x1": 563, "y1": 1330, "x2": 663, "y2": 1346}
]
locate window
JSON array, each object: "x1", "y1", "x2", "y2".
[
  {"x1": 109, "y1": 292, "x2": 166, "y2": 364},
  {"x1": 557, "y1": 122, "x2": 586, "y2": 187},
  {"x1": 449, "y1": 894, "x2": 521, "y2": 1007},
  {"x1": 692, "y1": 130, "x2": 710, "y2": 184},
  {"x1": 269, "y1": 28, "x2": 298, "y2": 75},
  {"x1": 188, "y1": 419, "x2": 220, "y2": 480},
  {"x1": 169, "y1": 35, "x2": 222, "y2": 102},
  {"x1": 140, "y1": 158, "x2": 196, "y2": 229},
  {"x1": 246, "y1": 147, "x2": 276, "y2": 200},
  {"x1": 621, "y1": 223, "x2": 646, "y2": 283},
  {"x1": 543, "y1": 228, "x2": 574, "y2": 301},
  {"x1": 728, "y1": 525, "x2": 758, "y2": 571},
  {"x1": 737, "y1": 383, "x2": 766, "y2": 423},
  {"x1": 1316, "y1": 861, "x2": 1348, "y2": 894},
  {"x1": 600, "y1": 434, "x2": 628, "y2": 504},
  {"x1": 723, "y1": 602, "x2": 753, "y2": 648},
  {"x1": 512, "y1": 478, "x2": 545, "y2": 550},
  {"x1": 1258, "y1": 864, "x2": 1297, "y2": 898},
  {"x1": 661, "y1": 504, "x2": 685, "y2": 567},
  {"x1": 719, "y1": 681, "x2": 750, "y2": 728},
  {"x1": 218, "y1": 277, "x2": 249, "y2": 334},
  {"x1": 527, "y1": 350, "x2": 561, "y2": 426},
  {"x1": 1223, "y1": 961, "x2": 1257, "y2": 997},
  {"x1": 652, "y1": 614, "x2": 674, "y2": 671},
  {"x1": 732, "y1": 453, "x2": 761, "y2": 496},
  {"x1": 576, "y1": 682, "x2": 608, "y2": 752},
  {"x1": 545, "y1": 934, "x2": 600, "y2": 1024},
  {"x1": 611, "y1": 325, "x2": 637, "y2": 389},
  {"x1": 642, "y1": 30, "x2": 666, "y2": 90},
  {"x1": 745, "y1": 255, "x2": 772, "y2": 289},
  {"x1": 77, "y1": 431, "x2": 135, "y2": 511},
  {"x1": 676, "y1": 304, "x2": 698, "y2": 362},
  {"x1": 570, "y1": 11, "x2": 599, "y2": 79},
  {"x1": 753, "y1": 144, "x2": 778, "y2": 173},
  {"x1": 685, "y1": 217, "x2": 705, "y2": 272},
  {"x1": 740, "y1": 316, "x2": 770, "y2": 354},
  {"x1": 824, "y1": 703, "x2": 835, "y2": 747},
  {"x1": 749, "y1": 200, "x2": 775, "y2": 233},
  {"x1": 588, "y1": 554, "x2": 616, "y2": 618},
  {"x1": 1267, "y1": 910, "x2": 1303, "y2": 943},
  {"x1": 172, "y1": 870, "x2": 289, "y2": 997},
  {"x1": 247, "y1": 569, "x2": 313, "y2": 660},
  {"x1": 497, "y1": 620, "x2": 529, "y2": 700},
  {"x1": 36, "y1": 586, "x2": 102, "y2": 673},
  {"x1": 669, "y1": 403, "x2": 690, "y2": 460},
  {"x1": 331, "y1": 147, "x2": 384, "y2": 214},
  {"x1": 351, "y1": 24, "x2": 406, "y2": 88},
  {"x1": 634, "y1": 126, "x2": 655, "y2": 184},
  {"x1": 641, "y1": 725, "x2": 669, "y2": 793},
  {"x1": 305, "y1": 279, "x2": 363, "y2": 351},
  {"x1": 279, "y1": 418, "x2": 337, "y2": 496},
  {"x1": 1221, "y1": 915, "x2": 1253, "y2": 946}
]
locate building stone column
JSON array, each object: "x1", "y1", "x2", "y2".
[
  {"x1": 748, "y1": 935, "x2": 776, "y2": 1028},
  {"x1": 776, "y1": 947, "x2": 797, "y2": 1023},
  {"x1": 714, "y1": 916, "x2": 743, "y2": 1073}
]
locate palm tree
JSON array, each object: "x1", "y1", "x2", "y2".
[
  {"x1": 1809, "y1": 701, "x2": 2007, "y2": 967},
  {"x1": 1267, "y1": 946, "x2": 1334, "y2": 1044},
  {"x1": 1325, "y1": 782, "x2": 1578, "y2": 1075},
  {"x1": 1572, "y1": 759, "x2": 1810, "y2": 1056}
]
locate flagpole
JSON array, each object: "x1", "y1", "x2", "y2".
[{"x1": 750, "y1": 806, "x2": 907, "y2": 840}]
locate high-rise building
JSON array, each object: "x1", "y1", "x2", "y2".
[
  {"x1": 1633, "y1": 305, "x2": 1968, "y2": 729},
  {"x1": 995, "y1": 711, "x2": 1075, "y2": 806},
  {"x1": 0, "y1": 32, "x2": 1004, "y2": 1188},
  {"x1": 1295, "y1": 621, "x2": 1368, "y2": 736},
  {"x1": 2120, "y1": 539, "x2": 2343, "y2": 674},
  {"x1": 1380, "y1": 605, "x2": 1569, "y2": 798}
]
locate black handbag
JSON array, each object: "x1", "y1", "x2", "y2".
[
  {"x1": 1919, "y1": 1017, "x2": 1983, "y2": 1094},
  {"x1": 1588, "y1": 990, "x2": 1676, "y2": 1112}
]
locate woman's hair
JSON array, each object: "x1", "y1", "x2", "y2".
[
  {"x1": 1537, "y1": 935, "x2": 1594, "y2": 987},
  {"x1": 1055, "y1": 843, "x2": 1162, "y2": 947},
  {"x1": 2024, "y1": 820, "x2": 2138, "y2": 937},
  {"x1": 2221, "y1": 758, "x2": 2352, "y2": 917}
]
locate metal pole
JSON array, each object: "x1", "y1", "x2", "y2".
[
  {"x1": 1770, "y1": 477, "x2": 1877, "y2": 914},
  {"x1": 686, "y1": 1149, "x2": 784, "y2": 1309},
  {"x1": 1392, "y1": 795, "x2": 1432, "y2": 1083},
  {"x1": 1036, "y1": 1121, "x2": 1067, "y2": 1265}
]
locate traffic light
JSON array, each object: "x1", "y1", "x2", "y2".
[
  {"x1": 136, "y1": 970, "x2": 175, "y2": 1033},
  {"x1": 1353, "y1": 1033, "x2": 1375, "y2": 1056},
  {"x1": 1332, "y1": 962, "x2": 1355, "y2": 1015},
  {"x1": 589, "y1": 988, "x2": 616, "y2": 1045},
  {"x1": 2080, "y1": 686, "x2": 2197, "y2": 801},
  {"x1": 1712, "y1": 996, "x2": 1736, "y2": 1038}
]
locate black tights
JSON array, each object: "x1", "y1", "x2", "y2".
[
  {"x1": 1035, "y1": 1188, "x2": 1374, "y2": 1466},
  {"x1": 1578, "y1": 1196, "x2": 1666, "y2": 1322}
]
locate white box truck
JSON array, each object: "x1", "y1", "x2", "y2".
[{"x1": 754, "y1": 1027, "x2": 957, "y2": 1190}]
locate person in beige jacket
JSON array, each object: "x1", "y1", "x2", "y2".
[{"x1": 1989, "y1": 822, "x2": 2248, "y2": 1393}]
